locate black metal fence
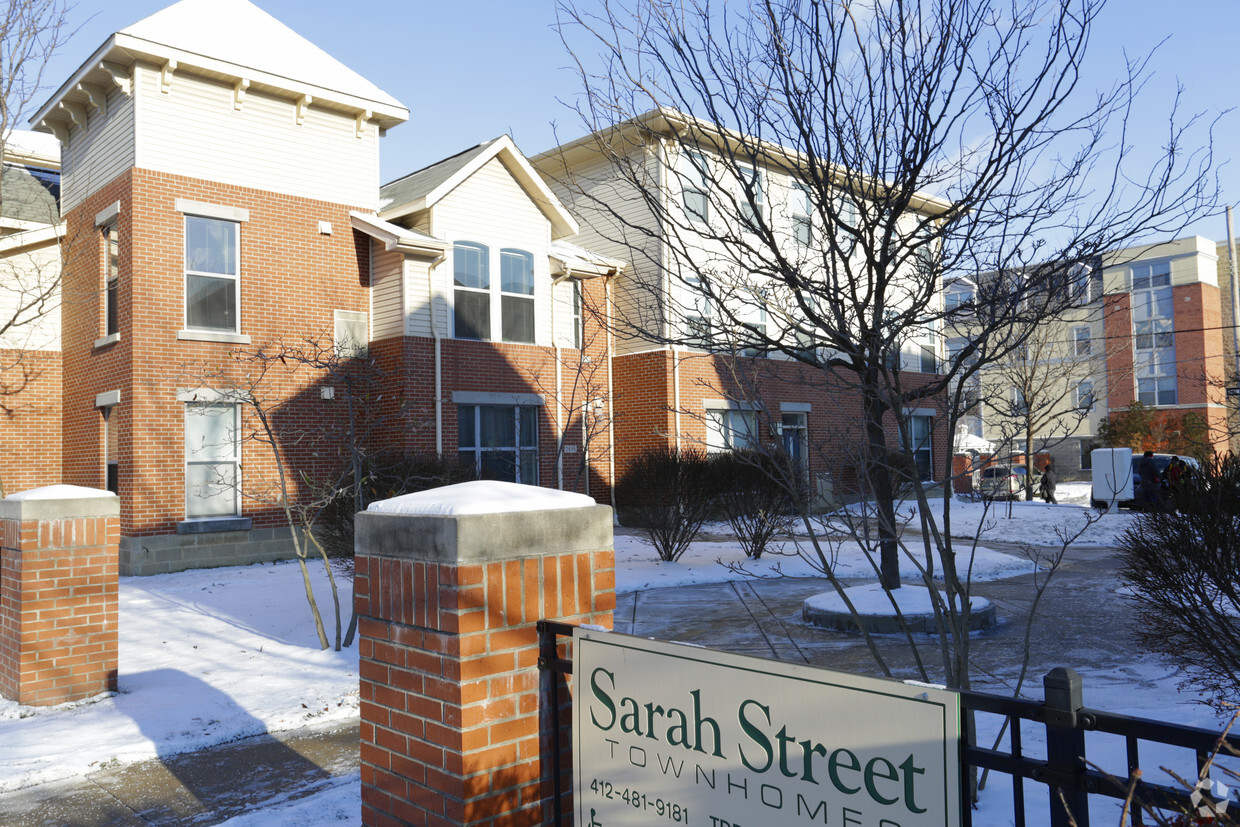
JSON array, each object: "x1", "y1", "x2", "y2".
[{"x1": 538, "y1": 620, "x2": 1240, "y2": 827}]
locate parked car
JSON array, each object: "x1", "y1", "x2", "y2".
[
  {"x1": 979, "y1": 465, "x2": 1041, "y2": 501},
  {"x1": 1090, "y1": 453, "x2": 1199, "y2": 509}
]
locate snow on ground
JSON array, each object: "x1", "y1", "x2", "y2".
[
  {"x1": 0, "y1": 485, "x2": 1218, "y2": 827},
  {"x1": 0, "y1": 560, "x2": 358, "y2": 794}
]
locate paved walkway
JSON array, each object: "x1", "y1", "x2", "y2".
[
  {"x1": 0, "y1": 723, "x2": 358, "y2": 826},
  {"x1": 0, "y1": 540, "x2": 1160, "y2": 825}
]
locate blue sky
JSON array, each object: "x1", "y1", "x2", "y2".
[{"x1": 34, "y1": 0, "x2": 1238, "y2": 241}]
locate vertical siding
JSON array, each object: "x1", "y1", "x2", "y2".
[
  {"x1": 134, "y1": 63, "x2": 379, "y2": 209},
  {"x1": 370, "y1": 244, "x2": 404, "y2": 341},
  {"x1": 61, "y1": 85, "x2": 136, "y2": 213},
  {"x1": 433, "y1": 157, "x2": 555, "y2": 346}
]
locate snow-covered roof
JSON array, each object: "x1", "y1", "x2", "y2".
[
  {"x1": 380, "y1": 135, "x2": 579, "y2": 239},
  {"x1": 368, "y1": 480, "x2": 600, "y2": 516},
  {"x1": 33, "y1": 0, "x2": 407, "y2": 134},
  {"x1": 5, "y1": 130, "x2": 60, "y2": 168}
]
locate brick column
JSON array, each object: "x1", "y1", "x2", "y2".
[
  {"x1": 355, "y1": 481, "x2": 614, "y2": 827},
  {"x1": 0, "y1": 485, "x2": 120, "y2": 706}
]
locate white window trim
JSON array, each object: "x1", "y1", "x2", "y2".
[
  {"x1": 95, "y1": 389, "x2": 121, "y2": 408},
  {"x1": 452, "y1": 390, "x2": 545, "y2": 407},
  {"x1": 183, "y1": 401, "x2": 242, "y2": 520},
  {"x1": 94, "y1": 201, "x2": 120, "y2": 227},
  {"x1": 175, "y1": 199, "x2": 250, "y2": 223},
  {"x1": 183, "y1": 213, "x2": 242, "y2": 335}
]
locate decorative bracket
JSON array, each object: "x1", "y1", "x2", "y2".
[
  {"x1": 78, "y1": 82, "x2": 107, "y2": 117},
  {"x1": 295, "y1": 94, "x2": 312, "y2": 125},
  {"x1": 355, "y1": 109, "x2": 371, "y2": 139},
  {"x1": 99, "y1": 61, "x2": 131, "y2": 94},
  {"x1": 61, "y1": 101, "x2": 88, "y2": 129},
  {"x1": 233, "y1": 78, "x2": 249, "y2": 111},
  {"x1": 160, "y1": 59, "x2": 177, "y2": 93}
]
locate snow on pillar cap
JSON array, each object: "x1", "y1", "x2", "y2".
[
  {"x1": 7, "y1": 484, "x2": 116, "y2": 500},
  {"x1": 368, "y1": 480, "x2": 598, "y2": 516}
]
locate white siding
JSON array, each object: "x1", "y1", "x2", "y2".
[
  {"x1": 540, "y1": 148, "x2": 662, "y2": 356},
  {"x1": 433, "y1": 157, "x2": 555, "y2": 346},
  {"x1": 134, "y1": 64, "x2": 379, "y2": 209},
  {"x1": 402, "y1": 256, "x2": 439, "y2": 339},
  {"x1": 60, "y1": 85, "x2": 136, "y2": 213},
  {"x1": 0, "y1": 240, "x2": 61, "y2": 351},
  {"x1": 551, "y1": 278, "x2": 577, "y2": 348},
  {"x1": 369, "y1": 244, "x2": 403, "y2": 341}
]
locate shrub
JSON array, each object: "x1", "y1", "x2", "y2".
[
  {"x1": 317, "y1": 451, "x2": 479, "y2": 560},
  {"x1": 712, "y1": 450, "x2": 795, "y2": 559},
  {"x1": 1117, "y1": 453, "x2": 1240, "y2": 708},
  {"x1": 616, "y1": 446, "x2": 716, "y2": 562}
]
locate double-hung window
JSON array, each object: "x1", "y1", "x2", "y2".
[
  {"x1": 185, "y1": 402, "x2": 240, "y2": 518},
  {"x1": 905, "y1": 415, "x2": 933, "y2": 481},
  {"x1": 500, "y1": 249, "x2": 535, "y2": 343},
  {"x1": 706, "y1": 408, "x2": 758, "y2": 452},
  {"x1": 453, "y1": 242, "x2": 490, "y2": 340},
  {"x1": 458, "y1": 404, "x2": 539, "y2": 484},
  {"x1": 185, "y1": 216, "x2": 239, "y2": 332},
  {"x1": 1076, "y1": 381, "x2": 1095, "y2": 411},
  {"x1": 792, "y1": 185, "x2": 812, "y2": 246},
  {"x1": 1073, "y1": 326, "x2": 1092, "y2": 357},
  {"x1": 683, "y1": 151, "x2": 710, "y2": 223},
  {"x1": 738, "y1": 164, "x2": 763, "y2": 231}
]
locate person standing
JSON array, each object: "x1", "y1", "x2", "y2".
[
  {"x1": 1137, "y1": 450, "x2": 1161, "y2": 509},
  {"x1": 1040, "y1": 458, "x2": 1057, "y2": 504}
]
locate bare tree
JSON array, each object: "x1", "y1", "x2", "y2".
[
  {"x1": 0, "y1": 0, "x2": 76, "y2": 494},
  {"x1": 978, "y1": 310, "x2": 1110, "y2": 498},
  {"x1": 179, "y1": 335, "x2": 428, "y2": 651},
  {"x1": 549, "y1": 0, "x2": 1217, "y2": 690}
]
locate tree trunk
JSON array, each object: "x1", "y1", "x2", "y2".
[{"x1": 863, "y1": 385, "x2": 902, "y2": 590}]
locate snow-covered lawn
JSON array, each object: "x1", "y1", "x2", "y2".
[{"x1": 0, "y1": 484, "x2": 1219, "y2": 827}]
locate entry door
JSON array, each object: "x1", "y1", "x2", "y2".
[{"x1": 782, "y1": 412, "x2": 808, "y2": 482}]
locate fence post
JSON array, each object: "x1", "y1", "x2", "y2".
[
  {"x1": 355, "y1": 481, "x2": 614, "y2": 827},
  {"x1": 1045, "y1": 666, "x2": 1089, "y2": 827}
]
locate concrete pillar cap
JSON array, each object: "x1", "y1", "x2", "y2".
[
  {"x1": 368, "y1": 479, "x2": 597, "y2": 516},
  {"x1": 7, "y1": 484, "x2": 115, "y2": 501}
]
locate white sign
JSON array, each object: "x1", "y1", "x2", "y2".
[{"x1": 574, "y1": 630, "x2": 961, "y2": 827}]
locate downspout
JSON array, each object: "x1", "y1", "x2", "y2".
[
  {"x1": 607, "y1": 275, "x2": 619, "y2": 524},
  {"x1": 1228, "y1": 207, "x2": 1239, "y2": 393},
  {"x1": 553, "y1": 274, "x2": 564, "y2": 490},
  {"x1": 428, "y1": 255, "x2": 444, "y2": 455},
  {"x1": 659, "y1": 139, "x2": 683, "y2": 452}
]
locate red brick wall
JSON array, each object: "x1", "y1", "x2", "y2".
[
  {"x1": 1103, "y1": 292, "x2": 1135, "y2": 410},
  {"x1": 356, "y1": 519, "x2": 613, "y2": 826},
  {"x1": 612, "y1": 348, "x2": 948, "y2": 497},
  {"x1": 0, "y1": 348, "x2": 62, "y2": 495},
  {"x1": 60, "y1": 168, "x2": 375, "y2": 537},
  {"x1": 0, "y1": 511, "x2": 119, "y2": 705}
]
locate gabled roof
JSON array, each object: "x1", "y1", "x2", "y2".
[
  {"x1": 33, "y1": 0, "x2": 407, "y2": 135},
  {"x1": 380, "y1": 134, "x2": 579, "y2": 239}
]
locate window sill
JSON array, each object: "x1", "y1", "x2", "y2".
[
  {"x1": 93, "y1": 332, "x2": 121, "y2": 349},
  {"x1": 178, "y1": 329, "x2": 252, "y2": 345},
  {"x1": 177, "y1": 517, "x2": 252, "y2": 535}
]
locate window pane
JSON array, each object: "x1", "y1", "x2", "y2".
[
  {"x1": 520, "y1": 449, "x2": 539, "y2": 484},
  {"x1": 479, "y1": 406, "x2": 516, "y2": 448},
  {"x1": 501, "y1": 295, "x2": 535, "y2": 343},
  {"x1": 186, "y1": 404, "x2": 235, "y2": 461},
  {"x1": 186, "y1": 462, "x2": 237, "y2": 517},
  {"x1": 453, "y1": 243, "x2": 489, "y2": 289},
  {"x1": 500, "y1": 250, "x2": 534, "y2": 295},
  {"x1": 457, "y1": 406, "x2": 476, "y2": 448},
  {"x1": 185, "y1": 216, "x2": 236, "y2": 275},
  {"x1": 187, "y1": 274, "x2": 237, "y2": 330},
  {"x1": 519, "y1": 406, "x2": 538, "y2": 448},
  {"x1": 480, "y1": 450, "x2": 516, "y2": 482},
  {"x1": 684, "y1": 189, "x2": 708, "y2": 222},
  {"x1": 454, "y1": 290, "x2": 490, "y2": 340}
]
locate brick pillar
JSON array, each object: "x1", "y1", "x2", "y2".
[
  {"x1": 355, "y1": 481, "x2": 614, "y2": 827},
  {"x1": 0, "y1": 485, "x2": 120, "y2": 706}
]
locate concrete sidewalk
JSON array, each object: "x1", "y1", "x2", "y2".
[{"x1": 0, "y1": 722, "x2": 358, "y2": 826}]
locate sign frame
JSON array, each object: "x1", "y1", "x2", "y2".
[{"x1": 573, "y1": 629, "x2": 962, "y2": 827}]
